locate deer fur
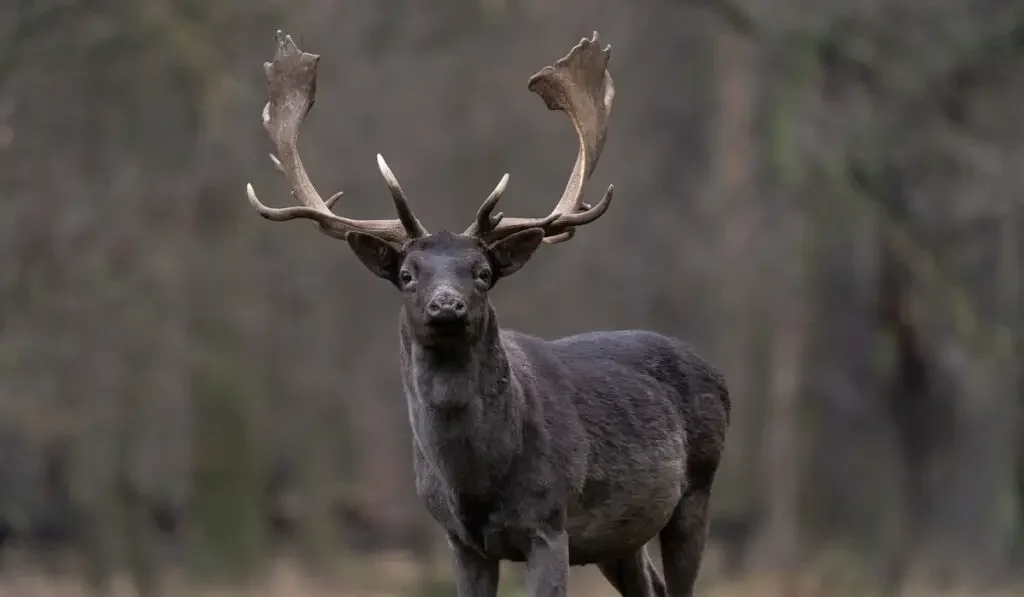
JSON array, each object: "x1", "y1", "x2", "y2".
[
  {"x1": 345, "y1": 230, "x2": 731, "y2": 597},
  {"x1": 245, "y1": 30, "x2": 731, "y2": 597}
]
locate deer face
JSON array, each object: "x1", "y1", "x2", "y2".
[{"x1": 347, "y1": 229, "x2": 544, "y2": 345}]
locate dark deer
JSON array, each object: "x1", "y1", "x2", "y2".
[{"x1": 245, "y1": 30, "x2": 731, "y2": 597}]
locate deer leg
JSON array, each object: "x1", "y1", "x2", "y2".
[
  {"x1": 449, "y1": 534, "x2": 499, "y2": 597},
  {"x1": 524, "y1": 528, "x2": 569, "y2": 597},
  {"x1": 597, "y1": 547, "x2": 668, "y2": 597},
  {"x1": 659, "y1": 487, "x2": 712, "y2": 597}
]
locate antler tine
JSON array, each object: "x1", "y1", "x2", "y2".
[
  {"x1": 463, "y1": 173, "x2": 511, "y2": 236},
  {"x1": 376, "y1": 154, "x2": 428, "y2": 238},
  {"x1": 468, "y1": 32, "x2": 616, "y2": 244},
  {"x1": 243, "y1": 30, "x2": 428, "y2": 245}
]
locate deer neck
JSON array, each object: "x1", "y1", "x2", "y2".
[{"x1": 399, "y1": 305, "x2": 523, "y2": 498}]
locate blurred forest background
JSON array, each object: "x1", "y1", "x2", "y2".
[{"x1": 0, "y1": 0, "x2": 1022, "y2": 596}]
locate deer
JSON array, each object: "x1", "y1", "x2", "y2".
[{"x1": 244, "y1": 30, "x2": 731, "y2": 597}]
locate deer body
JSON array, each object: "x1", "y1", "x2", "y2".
[
  {"x1": 246, "y1": 30, "x2": 730, "y2": 597},
  {"x1": 406, "y1": 319, "x2": 727, "y2": 565}
]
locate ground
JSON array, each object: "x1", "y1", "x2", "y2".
[{"x1": 0, "y1": 548, "x2": 1018, "y2": 597}]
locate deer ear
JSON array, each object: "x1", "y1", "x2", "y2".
[
  {"x1": 487, "y1": 228, "x2": 545, "y2": 279},
  {"x1": 347, "y1": 232, "x2": 403, "y2": 284}
]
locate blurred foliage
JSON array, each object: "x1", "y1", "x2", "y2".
[
  {"x1": 0, "y1": 0, "x2": 1021, "y2": 595},
  {"x1": 190, "y1": 358, "x2": 267, "y2": 580}
]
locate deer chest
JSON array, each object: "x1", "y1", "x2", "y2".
[
  {"x1": 416, "y1": 470, "x2": 535, "y2": 562},
  {"x1": 453, "y1": 497, "x2": 536, "y2": 562}
]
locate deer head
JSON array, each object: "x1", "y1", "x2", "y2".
[{"x1": 245, "y1": 31, "x2": 615, "y2": 346}]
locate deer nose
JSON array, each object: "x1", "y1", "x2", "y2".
[{"x1": 426, "y1": 292, "x2": 468, "y2": 323}]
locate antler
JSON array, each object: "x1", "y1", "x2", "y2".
[
  {"x1": 465, "y1": 32, "x2": 616, "y2": 244},
  {"x1": 244, "y1": 31, "x2": 428, "y2": 245}
]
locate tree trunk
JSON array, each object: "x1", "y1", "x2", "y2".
[
  {"x1": 752, "y1": 214, "x2": 807, "y2": 594},
  {"x1": 702, "y1": 16, "x2": 765, "y2": 550}
]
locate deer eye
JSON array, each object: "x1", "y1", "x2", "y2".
[{"x1": 399, "y1": 269, "x2": 414, "y2": 286}]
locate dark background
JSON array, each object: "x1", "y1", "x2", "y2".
[{"x1": 0, "y1": 0, "x2": 1022, "y2": 595}]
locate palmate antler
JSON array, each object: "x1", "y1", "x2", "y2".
[
  {"x1": 464, "y1": 32, "x2": 616, "y2": 245},
  {"x1": 245, "y1": 31, "x2": 616, "y2": 248},
  {"x1": 244, "y1": 31, "x2": 428, "y2": 246}
]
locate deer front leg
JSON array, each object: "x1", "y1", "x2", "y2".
[
  {"x1": 524, "y1": 527, "x2": 570, "y2": 597},
  {"x1": 449, "y1": 534, "x2": 499, "y2": 597}
]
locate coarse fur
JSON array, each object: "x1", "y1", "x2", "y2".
[
  {"x1": 246, "y1": 29, "x2": 731, "y2": 597},
  {"x1": 348, "y1": 230, "x2": 731, "y2": 597}
]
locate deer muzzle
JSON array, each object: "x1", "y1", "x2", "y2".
[{"x1": 425, "y1": 289, "x2": 468, "y2": 326}]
